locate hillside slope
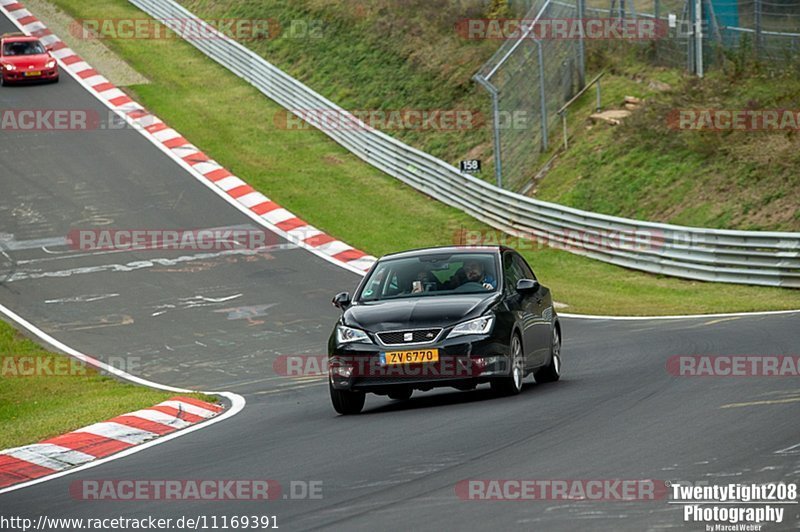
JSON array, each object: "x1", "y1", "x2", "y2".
[{"x1": 178, "y1": 0, "x2": 799, "y2": 231}]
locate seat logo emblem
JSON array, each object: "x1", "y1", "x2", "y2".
[{"x1": 404, "y1": 332, "x2": 413, "y2": 342}]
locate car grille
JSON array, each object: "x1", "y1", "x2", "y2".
[{"x1": 377, "y1": 328, "x2": 442, "y2": 345}]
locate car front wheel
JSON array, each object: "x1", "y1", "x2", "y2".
[
  {"x1": 534, "y1": 326, "x2": 561, "y2": 383},
  {"x1": 329, "y1": 382, "x2": 365, "y2": 415},
  {"x1": 491, "y1": 333, "x2": 524, "y2": 396}
]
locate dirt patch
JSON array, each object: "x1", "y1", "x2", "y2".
[
  {"x1": 589, "y1": 109, "x2": 632, "y2": 125},
  {"x1": 323, "y1": 154, "x2": 344, "y2": 165}
]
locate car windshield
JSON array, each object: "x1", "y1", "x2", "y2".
[
  {"x1": 358, "y1": 253, "x2": 499, "y2": 301},
  {"x1": 3, "y1": 41, "x2": 45, "y2": 56}
]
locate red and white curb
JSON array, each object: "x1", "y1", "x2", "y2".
[
  {"x1": 0, "y1": 303, "x2": 245, "y2": 496},
  {"x1": 0, "y1": 0, "x2": 376, "y2": 275},
  {"x1": 0, "y1": 396, "x2": 222, "y2": 490}
]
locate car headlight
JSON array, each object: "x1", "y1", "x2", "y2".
[
  {"x1": 45, "y1": 60, "x2": 56, "y2": 68},
  {"x1": 336, "y1": 325, "x2": 372, "y2": 345},
  {"x1": 3, "y1": 64, "x2": 14, "y2": 71},
  {"x1": 447, "y1": 315, "x2": 495, "y2": 338}
]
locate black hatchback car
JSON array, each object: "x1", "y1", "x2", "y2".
[{"x1": 328, "y1": 246, "x2": 561, "y2": 414}]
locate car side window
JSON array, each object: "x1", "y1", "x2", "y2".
[
  {"x1": 503, "y1": 253, "x2": 525, "y2": 294},
  {"x1": 513, "y1": 253, "x2": 536, "y2": 280},
  {"x1": 383, "y1": 271, "x2": 400, "y2": 296}
]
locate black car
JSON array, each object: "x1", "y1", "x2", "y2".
[{"x1": 328, "y1": 246, "x2": 561, "y2": 415}]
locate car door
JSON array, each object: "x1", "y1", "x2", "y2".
[
  {"x1": 502, "y1": 251, "x2": 538, "y2": 370},
  {"x1": 514, "y1": 253, "x2": 550, "y2": 367}
]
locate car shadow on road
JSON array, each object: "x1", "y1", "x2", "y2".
[{"x1": 361, "y1": 379, "x2": 571, "y2": 415}]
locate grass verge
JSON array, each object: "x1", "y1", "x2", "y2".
[
  {"x1": 0, "y1": 318, "x2": 214, "y2": 449},
  {"x1": 44, "y1": 0, "x2": 800, "y2": 315}
]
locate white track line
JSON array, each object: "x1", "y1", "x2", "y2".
[
  {"x1": 560, "y1": 309, "x2": 800, "y2": 321},
  {"x1": 0, "y1": 302, "x2": 246, "y2": 496}
]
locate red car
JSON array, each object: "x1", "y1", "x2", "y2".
[{"x1": 0, "y1": 33, "x2": 59, "y2": 85}]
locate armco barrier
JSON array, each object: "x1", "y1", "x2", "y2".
[{"x1": 128, "y1": 0, "x2": 800, "y2": 288}]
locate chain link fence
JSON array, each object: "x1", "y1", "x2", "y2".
[
  {"x1": 476, "y1": 0, "x2": 800, "y2": 191},
  {"x1": 473, "y1": 0, "x2": 584, "y2": 192},
  {"x1": 716, "y1": 0, "x2": 800, "y2": 62}
]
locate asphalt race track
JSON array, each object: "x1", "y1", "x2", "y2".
[{"x1": 1, "y1": 12, "x2": 799, "y2": 532}]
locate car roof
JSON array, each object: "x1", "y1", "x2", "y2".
[
  {"x1": 1, "y1": 35, "x2": 40, "y2": 43},
  {"x1": 380, "y1": 245, "x2": 509, "y2": 261}
]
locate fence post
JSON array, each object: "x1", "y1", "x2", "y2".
[
  {"x1": 491, "y1": 90, "x2": 503, "y2": 188},
  {"x1": 687, "y1": 0, "x2": 695, "y2": 73},
  {"x1": 596, "y1": 79, "x2": 602, "y2": 111},
  {"x1": 473, "y1": 75, "x2": 503, "y2": 188},
  {"x1": 695, "y1": 0, "x2": 703, "y2": 76},
  {"x1": 536, "y1": 40, "x2": 549, "y2": 151},
  {"x1": 754, "y1": 0, "x2": 762, "y2": 59},
  {"x1": 577, "y1": 0, "x2": 586, "y2": 88}
]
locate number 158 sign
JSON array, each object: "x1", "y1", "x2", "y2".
[{"x1": 459, "y1": 159, "x2": 481, "y2": 173}]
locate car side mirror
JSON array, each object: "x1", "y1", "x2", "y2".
[
  {"x1": 332, "y1": 291, "x2": 351, "y2": 310},
  {"x1": 516, "y1": 278, "x2": 539, "y2": 293}
]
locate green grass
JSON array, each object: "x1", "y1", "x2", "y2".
[
  {"x1": 0, "y1": 318, "x2": 214, "y2": 449},
  {"x1": 45, "y1": 0, "x2": 800, "y2": 315},
  {"x1": 178, "y1": 0, "x2": 498, "y2": 175}
]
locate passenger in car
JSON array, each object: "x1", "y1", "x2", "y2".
[
  {"x1": 410, "y1": 267, "x2": 442, "y2": 293},
  {"x1": 443, "y1": 260, "x2": 497, "y2": 290}
]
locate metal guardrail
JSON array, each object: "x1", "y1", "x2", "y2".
[{"x1": 129, "y1": 0, "x2": 800, "y2": 288}]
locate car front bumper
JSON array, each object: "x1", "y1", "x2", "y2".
[
  {"x1": 2, "y1": 68, "x2": 59, "y2": 83},
  {"x1": 328, "y1": 334, "x2": 511, "y2": 393}
]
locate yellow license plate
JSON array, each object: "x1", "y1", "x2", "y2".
[
  {"x1": 382, "y1": 349, "x2": 439, "y2": 365},
  {"x1": 24, "y1": 71, "x2": 41, "y2": 77}
]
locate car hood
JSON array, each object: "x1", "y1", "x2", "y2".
[
  {"x1": 343, "y1": 293, "x2": 501, "y2": 331},
  {"x1": 1, "y1": 54, "x2": 52, "y2": 67}
]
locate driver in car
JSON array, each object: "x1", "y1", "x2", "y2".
[{"x1": 444, "y1": 260, "x2": 496, "y2": 291}]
